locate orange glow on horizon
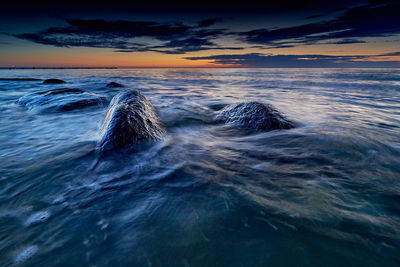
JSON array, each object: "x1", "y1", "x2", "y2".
[
  {"x1": 1, "y1": 40, "x2": 399, "y2": 68},
  {"x1": 0, "y1": 44, "x2": 245, "y2": 68}
]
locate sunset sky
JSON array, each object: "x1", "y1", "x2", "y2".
[{"x1": 1, "y1": 0, "x2": 400, "y2": 68}]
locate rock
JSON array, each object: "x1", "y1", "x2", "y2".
[
  {"x1": 98, "y1": 90, "x2": 165, "y2": 152},
  {"x1": 208, "y1": 103, "x2": 228, "y2": 111},
  {"x1": 43, "y1": 79, "x2": 65, "y2": 84},
  {"x1": 0, "y1": 78, "x2": 41, "y2": 81},
  {"x1": 18, "y1": 88, "x2": 106, "y2": 112},
  {"x1": 216, "y1": 102, "x2": 294, "y2": 131},
  {"x1": 106, "y1": 82, "x2": 123, "y2": 88}
]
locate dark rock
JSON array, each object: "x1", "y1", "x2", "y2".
[
  {"x1": 98, "y1": 90, "x2": 165, "y2": 152},
  {"x1": 216, "y1": 102, "x2": 294, "y2": 131},
  {"x1": 43, "y1": 79, "x2": 66, "y2": 84},
  {"x1": 106, "y1": 82, "x2": 123, "y2": 88},
  {"x1": 18, "y1": 88, "x2": 106, "y2": 112},
  {"x1": 0, "y1": 78, "x2": 41, "y2": 81},
  {"x1": 208, "y1": 103, "x2": 228, "y2": 111}
]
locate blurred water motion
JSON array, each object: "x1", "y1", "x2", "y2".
[{"x1": 0, "y1": 68, "x2": 399, "y2": 266}]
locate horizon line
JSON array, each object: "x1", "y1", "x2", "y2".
[{"x1": 1, "y1": 66, "x2": 400, "y2": 69}]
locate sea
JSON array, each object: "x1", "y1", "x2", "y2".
[{"x1": 0, "y1": 68, "x2": 399, "y2": 266}]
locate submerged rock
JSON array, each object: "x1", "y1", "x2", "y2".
[
  {"x1": 18, "y1": 88, "x2": 106, "y2": 112},
  {"x1": 216, "y1": 102, "x2": 294, "y2": 131},
  {"x1": 106, "y1": 82, "x2": 123, "y2": 88},
  {"x1": 43, "y1": 79, "x2": 66, "y2": 84},
  {"x1": 98, "y1": 90, "x2": 165, "y2": 152}
]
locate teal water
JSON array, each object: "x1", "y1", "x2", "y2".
[{"x1": 0, "y1": 68, "x2": 399, "y2": 266}]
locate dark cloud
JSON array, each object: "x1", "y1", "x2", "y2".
[
  {"x1": 151, "y1": 37, "x2": 243, "y2": 54},
  {"x1": 380, "y1": 51, "x2": 400, "y2": 56},
  {"x1": 198, "y1": 19, "x2": 219, "y2": 27},
  {"x1": 16, "y1": 19, "x2": 192, "y2": 43},
  {"x1": 8, "y1": 0, "x2": 400, "y2": 57},
  {"x1": 240, "y1": 1, "x2": 400, "y2": 47},
  {"x1": 305, "y1": 14, "x2": 325, "y2": 19},
  {"x1": 16, "y1": 32, "x2": 148, "y2": 50},
  {"x1": 14, "y1": 19, "x2": 231, "y2": 54},
  {"x1": 143, "y1": 37, "x2": 216, "y2": 53},
  {"x1": 185, "y1": 53, "x2": 400, "y2": 67},
  {"x1": 192, "y1": 29, "x2": 227, "y2": 38},
  {"x1": 54, "y1": 19, "x2": 192, "y2": 40},
  {"x1": 115, "y1": 37, "x2": 243, "y2": 54},
  {"x1": 328, "y1": 38, "x2": 366, "y2": 44}
]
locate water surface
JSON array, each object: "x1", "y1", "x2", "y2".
[{"x1": 0, "y1": 68, "x2": 399, "y2": 266}]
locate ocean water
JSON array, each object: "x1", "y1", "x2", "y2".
[{"x1": 0, "y1": 68, "x2": 399, "y2": 266}]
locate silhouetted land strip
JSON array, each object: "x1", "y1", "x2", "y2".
[
  {"x1": 0, "y1": 78, "x2": 42, "y2": 81},
  {"x1": 0, "y1": 67, "x2": 118, "y2": 70},
  {"x1": 43, "y1": 79, "x2": 66, "y2": 84}
]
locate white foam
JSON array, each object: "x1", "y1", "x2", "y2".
[
  {"x1": 97, "y1": 219, "x2": 109, "y2": 230},
  {"x1": 14, "y1": 245, "x2": 38, "y2": 264},
  {"x1": 388, "y1": 142, "x2": 400, "y2": 151},
  {"x1": 25, "y1": 210, "x2": 50, "y2": 226},
  {"x1": 53, "y1": 195, "x2": 64, "y2": 203},
  {"x1": 251, "y1": 162, "x2": 271, "y2": 170}
]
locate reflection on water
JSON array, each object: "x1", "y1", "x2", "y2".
[{"x1": 0, "y1": 68, "x2": 400, "y2": 266}]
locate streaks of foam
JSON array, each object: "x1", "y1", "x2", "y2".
[
  {"x1": 25, "y1": 210, "x2": 50, "y2": 226},
  {"x1": 13, "y1": 245, "x2": 38, "y2": 264}
]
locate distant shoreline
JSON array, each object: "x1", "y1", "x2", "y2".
[
  {"x1": 0, "y1": 67, "x2": 399, "y2": 70},
  {"x1": 0, "y1": 67, "x2": 119, "y2": 70}
]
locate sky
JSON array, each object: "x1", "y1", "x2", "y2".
[{"x1": 1, "y1": 0, "x2": 400, "y2": 68}]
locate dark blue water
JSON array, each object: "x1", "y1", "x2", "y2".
[{"x1": 0, "y1": 68, "x2": 399, "y2": 266}]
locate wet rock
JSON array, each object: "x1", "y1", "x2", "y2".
[
  {"x1": 208, "y1": 103, "x2": 228, "y2": 111},
  {"x1": 18, "y1": 88, "x2": 106, "y2": 112},
  {"x1": 216, "y1": 102, "x2": 294, "y2": 131},
  {"x1": 0, "y1": 78, "x2": 41, "y2": 81},
  {"x1": 43, "y1": 79, "x2": 65, "y2": 84},
  {"x1": 99, "y1": 90, "x2": 165, "y2": 152},
  {"x1": 106, "y1": 82, "x2": 123, "y2": 88}
]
